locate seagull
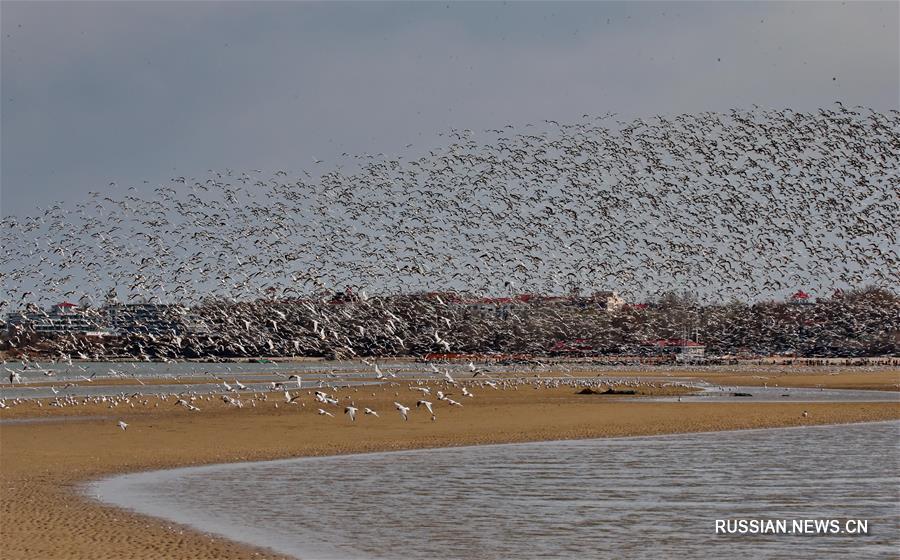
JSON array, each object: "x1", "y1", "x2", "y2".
[
  {"x1": 315, "y1": 391, "x2": 338, "y2": 405},
  {"x1": 174, "y1": 398, "x2": 200, "y2": 410},
  {"x1": 0, "y1": 104, "x2": 895, "y2": 388},
  {"x1": 222, "y1": 395, "x2": 242, "y2": 407},
  {"x1": 434, "y1": 330, "x2": 451, "y2": 352},
  {"x1": 416, "y1": 400, "x2": 434, "y2": 415},
  {"x1": 394, "y1": 402, "x2": 410, "y2": 421}
]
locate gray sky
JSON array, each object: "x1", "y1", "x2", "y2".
[{"x1": 2, "y1": 1, "x2": 898, "y2": 217}]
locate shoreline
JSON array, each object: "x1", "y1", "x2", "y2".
[
  {"x1": 87, "y1": 417, "x2": 900, "y2": 478},
  {"x1": 85, "y1": 418, "x2": 900, "y2": 560},
  {"x1": 4, "y1": 367, "x2": 899, "y2": 393},
  {"x1": 2, "y1": 384, "x2": 899, "y2": 559}
]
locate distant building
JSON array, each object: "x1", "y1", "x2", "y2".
[
  {"x1": 104, "y1": 303, "x2": 208, "y2": 335},
  {"x1": 6, "y1": 302, "x2": 105, "y2": 336},
  {"x1": 642, "y1": 338, "x2": 706, "y2": 363},
  {"x1": 465, "y1": 290, "x2": 625, "y2": 319},
  {"x1": 6, "y1": 300, "x2": 207, "y2": 339},
  {"x1": 789, "y1": 290, "x2": 815, "y2": 305},
  {"x1": 592, "y1": 290, "x2": 626, "y2": 312},
  {"x1": 465, "y1": 296, "x2": 523, "y2": 320}
]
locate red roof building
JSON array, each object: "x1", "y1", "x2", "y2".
[
  {"x1": 55, "y1": 302, "x2": 79, "y2": 315},
  {"x1": 789, "y1": 290, "x2": 814, "y2": 305}
]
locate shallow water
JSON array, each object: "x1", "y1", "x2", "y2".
[
  {"x1": 4, "y1": 360, "x2": 898, "y2": 402},
  {"x1": 655, "y1": 384, "x2": 900, "y2": 403},
  {"x1": 0, "y1": 379, "x2": 381, "y2": 400},
  {"x1": 2, "y1": 359, "x2": 564, "y2": 383},
  {"x1": 6, "y1": 383, "x2": 897, "y2": 402},
  {"x1": 4, "y1": 360, "x2": 898, "y2": 403},
  {"x1": 91, "y1": 421, "x2": 900, "y2": 560}
]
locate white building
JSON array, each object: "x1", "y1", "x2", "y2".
[{"x1": 6, "y1": 302, "x2": 104, "y2": 335}]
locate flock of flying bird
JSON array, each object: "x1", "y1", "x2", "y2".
[
  {"x1": 0, "y1": 104, "x2": 897, "y2": 363},
  {"x1": 0, "y1": 363, "x2": 696, "y2": 432}
]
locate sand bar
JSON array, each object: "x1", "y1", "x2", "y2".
[{"x1": 1, "y1": 382, "x2": 899, "y2": 559}]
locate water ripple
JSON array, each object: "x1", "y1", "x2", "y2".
[{"x1": 90, "y1": 422, "x2": 900, "y2": 560}]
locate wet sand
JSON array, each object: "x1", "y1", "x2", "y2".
[
  {"x1": 569, "y1": 368, "x2": 900, "y2": 391},
  {"x1": 1, "y1": 383, "x2": 899, "y2": 559}
]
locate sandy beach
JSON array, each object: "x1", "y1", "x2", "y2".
[{"x1": 1, "y1": 378, "x2": 899, "y2": 559}]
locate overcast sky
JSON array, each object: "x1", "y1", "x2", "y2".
[{"x1": 2, "y1": 1, "x2": 898, "y2": 217}]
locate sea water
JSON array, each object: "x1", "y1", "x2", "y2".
[{"x1": 91, "y1": 422, "x2": 900, "y2": 559}]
